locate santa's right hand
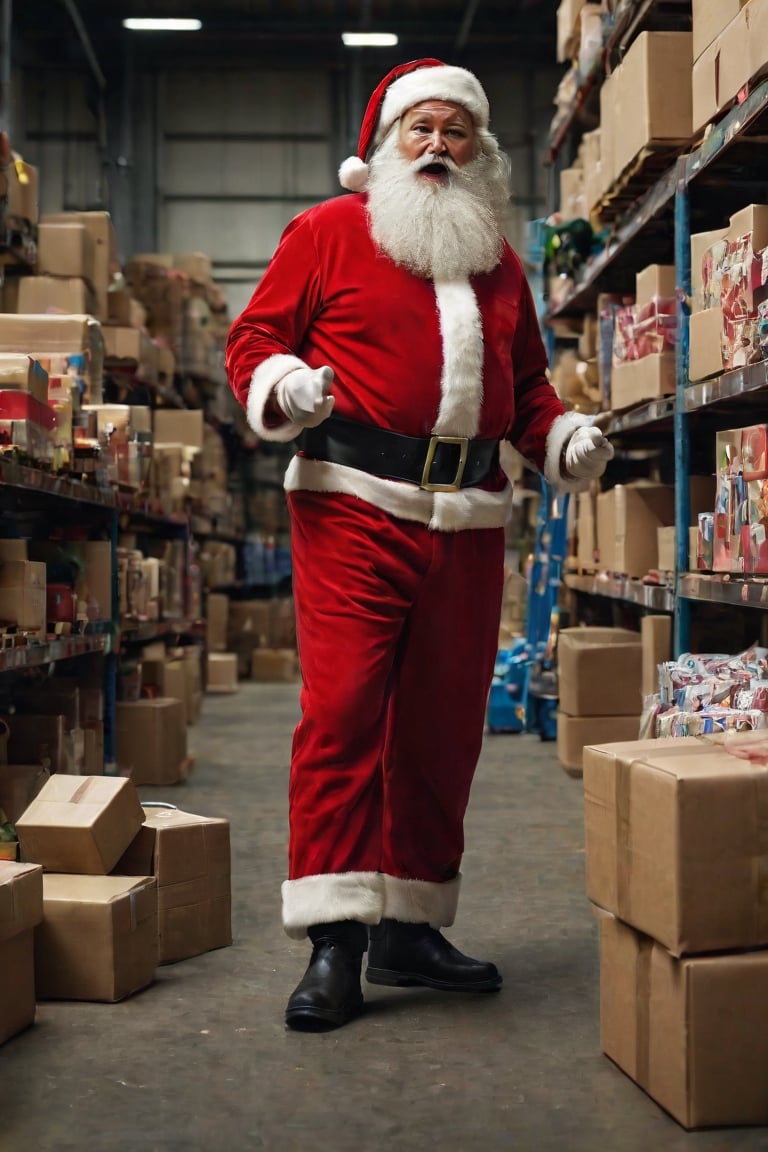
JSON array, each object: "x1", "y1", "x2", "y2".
[{"x1": 276, "y1": 365, "x2": 335, "y2": 428}]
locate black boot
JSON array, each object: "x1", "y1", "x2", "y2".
[
  {"x1": 366, "y1": 919, "x2": 502, "y2": 992},
  {"x1": 285, "y1": 920, "x2": 367, "y2": 1031}
]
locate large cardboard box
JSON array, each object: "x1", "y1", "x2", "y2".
[
  {"x1": 635, "y1": 265, "x2": 675, "y2": 306},
  {"x1": 691, "y1": 227, "x2": 728, "y2": 312},
  {"x1": 600, "y1": 913, "x2": 768, "y2": 1128},
  {"x1": 597, "y1": 484, "x2": 675, "y2": 577},
  {"x1": 154, "y1": 408, "x2": 204, "y2": 451},
  {"x1": 693, "y1": 0, "x2": 768, "y2": 132},
  {"x1": 688, "y1": 306, "x2": 724, "y2": 382},
  {"x1": 609, "y1": 353, "x2": 675, "y2": 411},
  {"x1": 558, "y1": 627, "x2": 642, "y2": 716},
  {"x1": 140, "y1": 658, "x2": 187, "y2": 725},
  {"x1": 640, "y1": 614, "x2": 672, "y2": 697},
  {"x1": 18, "y1": 276, "x2": 97, "y2": 318},
  {"x1": 15, "y1": 775, "x2": 144, "y2": 875},
  {"x1": 0, "y1": 559, "x2": 46, "y2": 633},
  {"x1": 614, "y1": 33, "x2": 692, "y2": 181},
  {"x1": 0, "y1": 862, "x2": 43, "y2": 1046},
  {"x1": 0, "y1": 314, "x2": 104, "y2": 405},
  {"x1": 692, "y1": 0, "x2": 749, "y2": 60},
  {"x1": 35, "y1": 874, "x2": 157, "y2": 1002},
  {"x1": 0, "y1": 354, "x2": 49, "y2": 403},
  {"x1": 576, "y1": 487, "x2": 597, "y2": 570},
  {"x1": 584, "y1": 739, "x2": 768, "y2": 954},
  {"x1": 556, "y1": 713, "x2": 640, "y2": 776},
  {"x1": 115, "y1": 698, "x2": 188, "y2": 786},
  {"x1": 115, "y1": 807, "x2": 231, "y2": 964},
  {"x1": 556, "y1": 0, "x2": 587, "y2": 61},
  {"x1": 0, "y1": 861, "x2": 43, "y2": 943},
  {"x1": 37, "y1": 222, "x2": 95, "y2": 284},
  {"x1": 598, "y1": 69, "x2": 619, "y2": 194},
  {"x1": 42, "y1": 211, "x2": 119, "y2": 321}
]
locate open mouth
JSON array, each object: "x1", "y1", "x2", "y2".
[{"x1": 421, "y1": 162, "x2": 448, "y2": 176}]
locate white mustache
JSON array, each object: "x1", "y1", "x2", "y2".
[{"x1": 410, "y1": 155, "x2": 459, "y2": 174}]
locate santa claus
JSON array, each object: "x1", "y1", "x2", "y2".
[{"x1": 226, "y1": 58, "x2": 612, "y2": 1031}]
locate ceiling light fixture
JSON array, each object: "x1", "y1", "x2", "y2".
[
  {"x1": 341, "y1": 32, "x2": 398, "y2": 47},
  {"x1": 123, "y1": 18, "x2": 203, "y2": 31}
]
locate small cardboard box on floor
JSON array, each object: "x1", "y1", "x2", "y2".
[
  {"x1": 35, "y1": 874, "x2": 157, "y2": 1002},
  {"x1": 584, "y1": 735, "x2": 768, "y2": 955},
  {"x1": 207, "y1": 652, "x2": 238, "y2": 694},
  {"x1": 0, "y1": 862, "x2": 43, "y2": 1045},
  {"x1": 115, "y1": 806, "x2": 232, "y2": 964},
  {"x1": 15, "y1": 775, "x2": 144, "y2": 874},
  {"x1": 116, "y1": 698, "x2": 188, "y2": 786},
  {"x1": 250, "y1": 648, "x2": 300, "y2": 683},
  {"x1": 600, "y1": 911, "x2": 768, "y2": 1129}
]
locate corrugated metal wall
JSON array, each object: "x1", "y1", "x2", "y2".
[{"x1": 16, "y1": 62, "x2": 560, "y2": 318}]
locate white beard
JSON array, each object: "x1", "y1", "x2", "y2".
[{"x1": 366, "y1": 133, "x2": 509, "y2": 281}]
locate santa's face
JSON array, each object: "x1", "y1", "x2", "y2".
[
  {"x1": 366, "y1": 109, "x2": 509, "y2": 281},
  {"x1": 397, "y1": 100, "x2": 477, "y2": 178}
]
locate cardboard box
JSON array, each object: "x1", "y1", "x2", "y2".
[
  {"x1": 0, "y1": 559, "x2": 46, "y2": 633},
  {"x1": 42, "y1": 211, "x2": 119, "y2": 321},
  {"x1": 115, "y1": 806, "x2": 231, "y2": 964},
  {"x1": 635, "y1": 265, "x2": 675, "y2": 306},
  {"x1": 115, "y1": 698, "x2": 188, "y2": 786},
  {"x1": 576, "y1": 487, "x2": 597, "y2": 570},
  {"x1": 641, "y1": 615, "x2": 672, "y2": 697},
  {"x1": 0, "y1": 861, "x2": 43, "y2": 943},
  {"x1": 556, "y1": 713, "x2": 640, "y2": 776},
  {"x1": 15, "y1": 775, "x2": 144, "y2": 875},
  {"x1": 600, "y1": 913, "x2": 768, "y2": 1128},
  {"x1": 559, "y1": 167, "x2": 585, "y2": 222},
  {"x1": 597, "y1": 484, "x2": 675, "y2": 577},
  {"x1": 656, "y1": 526, "x2": 676, "y2": 572},
  {"x1": 688, "y1": 307, "x2": 724, "y2": 382},
  {"x1": 0, "y1": 314, "x2": 104, "y2": 405},
  {"x1": 37, "y1": 222, "x2": 95, "y2": 284},
  {"x1": 558, "y1": 627, "x2": 642, "y2": 716},
  {"x1": 584, "y1": 739, "x2": 768, "y2": 954},
  {"x1": 180, "y1": 646, "x2": 202, "y2": 726},
  {"x1": 35, "y1": 873, "x2": 157, "y2": 1002},
  {"x1": 206, "y1": 652, "x2": 238, "y2": 694},
  {"x1": 614, "y1": 33, "x2": 693, "y2": 181},
  {"x1": 0, "y1": 354, "x2": 49, "y2": 403},
  {"x1": 598, "y1": 68, "x2": 619, "y2": 194},
  {"x1": 140, "y1": 658, "x2": 187, "y2": 724},
  {"x1": 691, "y1": 227, "x2": 728, "y2": 312},
  {"x1": 0, "y1": 930, "x2": 35, "y2": 1045},
  {"x1": 18, "y1": 275, "x2": 97, "y2": 318},
  {"x1": 227, "y1": 599, "x2": 271, "y2": 646},
  {"x1": 0, "y1": 763, "x2": 50, "y2": 823},
  {"x1": 250, "y1": 648, "x2": 300, "y2": 683},
  {"x1": 154, "y1": 408, "x2": 204, "y2": 451},
  {"x1": 693, "y1": 0, "x2": 749, "y2": 60},
  {"x1": 206, "y1": 592, "x2": 229, "y2": 652},
  {"x1": 610, "y1": 353, "x2": 675, "y2": 410},
  {"x1": 692, "y1": 0, "x2": 768, "y2": 132}
]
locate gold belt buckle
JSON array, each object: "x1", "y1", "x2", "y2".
[{"x1": 421, "y1": 435, "x2": 469, "y2": 492}]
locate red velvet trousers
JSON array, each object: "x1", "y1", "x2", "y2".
[{"x1": 286, "y1": 490, "x2": 505, "y2": 915}]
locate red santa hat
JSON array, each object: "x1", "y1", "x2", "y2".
[{"x1": 338, "y1": 58, "x2": 490, "y2": 192}]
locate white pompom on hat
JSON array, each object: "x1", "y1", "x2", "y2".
[{"x1": 338, "y1": 57, "x2": 490, "y2": 192}]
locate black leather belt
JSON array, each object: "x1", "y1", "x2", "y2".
[{"x1": 299, "y1": 415, "x2": 499, "y2": 492}]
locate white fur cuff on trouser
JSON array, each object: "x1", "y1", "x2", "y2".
[{"x1": 281, "y1": 872, "x2": 462, "y2": 939}]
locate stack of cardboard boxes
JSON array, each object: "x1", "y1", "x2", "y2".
[
  {"x1": 0, "y1": 773, "x2": 231, "y2": 1045},
  {"x1": 585, "y1": 731, "x2": 768, "y2": 1127},
  {"x1": 204, "y1": 590, "x2": 299, "y2": 691}
]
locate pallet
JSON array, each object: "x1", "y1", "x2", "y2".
[{"x1": 594, "y1": 141, "x2": 687, "y2": 227}]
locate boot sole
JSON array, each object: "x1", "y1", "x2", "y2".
[
  {"x1": 285, "y1": 1000, "x2": 363, "y2": 1031},
  {"x1": 365, "y1": 966, "x2": 502, "y2": 993}
]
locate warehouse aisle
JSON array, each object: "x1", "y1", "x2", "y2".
[{"x1": 1, "y1": 685, "x2": 763, "y2": 1152}]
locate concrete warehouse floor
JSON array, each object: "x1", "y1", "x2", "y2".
[{"x1": 1, "y1": 682, "x2": 765, "y2": 1152}]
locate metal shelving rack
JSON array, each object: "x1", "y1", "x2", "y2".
[{"x1": 546, "y1": 15, "x2": 768, "y2": 655}]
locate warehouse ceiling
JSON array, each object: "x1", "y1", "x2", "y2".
[{"x1": 14, "y1": 0, "x2": 561, "y2": 73}]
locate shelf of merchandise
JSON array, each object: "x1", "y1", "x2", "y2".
[
  {"x1": 564, "y1": 572, "x2": 674, "y2": 612},
  {"x1": 546, "y1": 74, "x2": 768, "y2": 652},
  {"x1": 678, "y1": 573, "x2": 768, "y2": 609},
  {"x1": 0, "y1": 632, "x2": 108, "y2": 673}
]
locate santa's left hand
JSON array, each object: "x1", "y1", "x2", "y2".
[{"x1": 564, "y1": 425, "x2": 614, "y2": 480}]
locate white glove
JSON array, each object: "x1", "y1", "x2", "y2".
[
  {"x1": 276, "y1": 365, "x2": 335, "y2": 428},
  {"x1": 564, "y1": 425, "x2": 614, "y2": 480}
]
